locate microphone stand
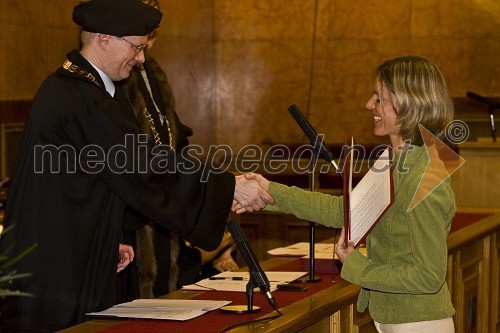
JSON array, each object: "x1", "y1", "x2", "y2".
[
  {"x1": 244, "y1": 280, "x2": 261, "y2": 313},
  {"x1": 287, "y1": 104, "x2": 342, "y2": 283},
  {"x1": 219, "y1": 279, "x2": 261, "y2": 314},
  {"x1": 297, "y1": 148, "x2": 322, "y2": 283}
]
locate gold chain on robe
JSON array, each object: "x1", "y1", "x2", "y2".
[
  {"x1": 62, "y1": 60, "x2": 101, "y2": 88},
  {"x1": 137, "y1": 64, "x2": 174, "y2": 148}
]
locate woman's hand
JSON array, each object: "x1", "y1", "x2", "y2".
[
  {"x1": 232, "y1": 173, "x2": 272, "y2": 214},
  {"x1": 335, "y1": 226, "x2": 356, "y2": 263}
]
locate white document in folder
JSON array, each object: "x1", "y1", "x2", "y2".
[{"x1": 349, "y1": 146, "x2": 393, "y2": 247}]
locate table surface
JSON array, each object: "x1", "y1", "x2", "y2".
[{"x1": 60, "y1": 212, "x2": 500, "y2": 333}]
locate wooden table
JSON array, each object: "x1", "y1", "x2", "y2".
[{"x1": 61, "y1": 212, "x2": 500, "y2": 333}]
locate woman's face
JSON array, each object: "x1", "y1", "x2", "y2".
[{"x1": 365, "y1": 81, "x2": 403, "y2": 146}]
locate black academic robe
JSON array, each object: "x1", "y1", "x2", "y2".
[
  {"x1": 117, "y1": 56, "x2": 195, "y2": 302},
  {"x1": 0, "y1": 50, "x2": 234, "y2": 332}
]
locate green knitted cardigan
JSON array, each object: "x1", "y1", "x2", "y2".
[{"x1": 264, "y1": 145, "x2": 456, "y2": 323}]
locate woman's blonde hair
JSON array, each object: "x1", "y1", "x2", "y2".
[{"x1": 375, "y1": 56, "x2": 453, "y2": 146}]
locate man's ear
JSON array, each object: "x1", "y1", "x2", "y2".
[{"x1": 97, "y1": 34, "x2": 111, "y2": 50}]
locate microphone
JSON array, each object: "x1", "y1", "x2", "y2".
[
  {"x1": 226, "y1": 220, "x2": 278, "y2": 311},
  {"x1": 466, "y1": 92, "x2": 498, "y2": 142},
  {"x1": 288, "y1": 104, "x2": 340, "y2": 172},
  {"x1": 466, "y1": 92, "x2": 500, "y2": 110}
]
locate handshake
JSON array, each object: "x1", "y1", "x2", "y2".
[{"x1": 232, "y1": 173, "x2": 273, "y2": 214}]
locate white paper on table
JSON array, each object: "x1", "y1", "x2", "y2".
[
  {"x1": 86, "y1": 299, "x2": 232, "y2": 321},
  {"x1": 301, "y1": 247, "x2": 366, "y2": 260},
  {"x1": 267, "y1": 242, "x2": 334, "y2": 256},
  {"x1": 181, "y1": 271, "x2": 307, "y2": 292},
  {"x1": 183, "y1": 280, "x2": 281, "y2": 292},
  {"x1": 215, "y1": 271, "x2": 307, "y2": 282}
]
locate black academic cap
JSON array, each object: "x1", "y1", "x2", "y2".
[{"x1": 73, "y1": 0, "x2": 163, "y2": 37}]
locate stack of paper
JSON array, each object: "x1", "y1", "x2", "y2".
[
  {"x1": 267, "y1": 242, "x2": 367, "y2": 274},
  {"x1": 267, "y1": 242, "x2": 334, "y2": 257},
  {"x1": 298, "y1": 247, "x2": 367, "y2": 274},
  {"x1": 181, "y1": 271, "x2": 307, "y2": 292},
  {"x1": 87, "y1": 299, "x2": 232, "y2": 321}
]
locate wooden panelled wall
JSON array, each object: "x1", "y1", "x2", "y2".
[
  {"x1": 1, "y1": 1, "x2": 499, "y2": 331},
  {"x1": 1, "y1": 0, "x2": 500, "y2": 151}
]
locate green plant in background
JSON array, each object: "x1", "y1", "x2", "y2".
[{"x1": 0, "y1": 225, "x2": 37, "y2": 298}]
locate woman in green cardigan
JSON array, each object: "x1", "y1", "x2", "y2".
[{"x1": 235, "y1": 56, "x2": 456, "y2": 332}]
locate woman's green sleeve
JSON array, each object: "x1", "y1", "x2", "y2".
[{"x1": 264, "y1": 182, "x2": 343, "y2": 228}]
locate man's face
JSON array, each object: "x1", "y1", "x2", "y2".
[{"x1": 104, "y1": 35, "x2": 148, "y2": 81}]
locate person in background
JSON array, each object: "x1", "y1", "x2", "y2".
[
  {"x1": 0, "y1": 0, "x2": 271, "y2": 331},
  {"x1": 117, "y1": 0, "x2": 239, "y2": 300},
  {"x1": 235, "y1": 56, "x2": 456, "y2": 333}
]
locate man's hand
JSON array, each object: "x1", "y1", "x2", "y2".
[
  {"x1": 233, "y1": 174, "x2": 274, "y2": 214},
  {"x1": 117, "y1": 243, "x2": 135, "y2": 273},
  {"x1": 243, "y1": 172, "x2": 270, "y2": 190},
  {"x1": 335, "y1": 226, "x2": 356, "y2": 263}
]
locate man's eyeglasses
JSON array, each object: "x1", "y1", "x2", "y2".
[{"x1": 116, "y1": 36, "x2": 148, "y2": 54}]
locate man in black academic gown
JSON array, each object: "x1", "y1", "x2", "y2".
[{"x1": 0, "y1": 1, "x2": 272, "y2": 332}]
